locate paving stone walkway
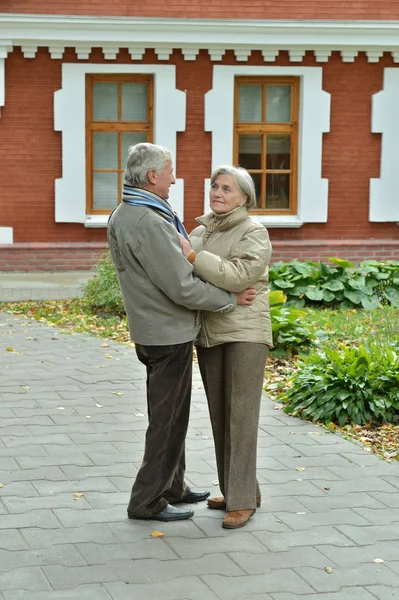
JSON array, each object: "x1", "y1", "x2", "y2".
[
  {"x1": 0, "y1": 310, "x2": 398, "y2": 600},
  {"x1": 0, "y1": 272, "x2": 95, "y2": 302}
]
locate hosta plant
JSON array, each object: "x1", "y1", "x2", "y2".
[
  {"x1": 269, "y1": 258, "x2": 399, "y2": 310},
  {"x1": 280, "y1": 343, "x2": 399, "y2": 426},
  {"x1": 269, "y1": 290, "x2": 317, "y2": 355}
]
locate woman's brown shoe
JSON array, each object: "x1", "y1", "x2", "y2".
[
  {"x1": 207, "y1": 496, "x2": 261, "y2": 510},
  {"x1": 222, "y1": 509, "x2": 256, "y2": 529}
]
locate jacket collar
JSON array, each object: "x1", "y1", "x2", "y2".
[{"x1": 195, "y1": 206, "x2": 249, "y2": 231}]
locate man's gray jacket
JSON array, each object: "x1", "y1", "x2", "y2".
[{"x1": 107, "y1": 198, "x2": 236, "y2": 346}]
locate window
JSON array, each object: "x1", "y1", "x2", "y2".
[
  {"x1": 234, "y1": 77, "x2": 299, "y2": 214},
  {"x1": 55, "y1": 64, "x2": 185, "y2": 226},
  {"x1": 85, "y1": 74, "x2": 153, "y2": 214},
  {"x1": 205, "y1": 66, "x2": 330, "y2": 228}
]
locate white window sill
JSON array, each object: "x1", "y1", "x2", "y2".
[
  {"x1": 84, "y1": 214, "x2": 304, "y2": 229},
  {"x1": 251, "y1": 215, "x2": 303, "y2": 228},
  {"x1": 84, "y1": 215, "x2": 109, "y2": 228}
]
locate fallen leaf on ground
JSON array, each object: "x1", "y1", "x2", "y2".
[
  {"x1": 6, "y1": 347, "x2": 14, "y2": 352},
  {"x1": 0, "y1": 484, "x2": 3, "y2": 489},
  {"x1": 73, "y1": 492, "x2": 84, "y2": 500},
  {"x1": 295, "y1": 467, "x2": 306, "y2": 471},
  {"x1": 20, "y1": 385, "x2": 30, "y2": 390},
  {"x1": 150, "y1": 531, "x2": 165, "y2": 537},
  {"x1": 112, "y1": 391, "x2": 124, "y2": 396},
  {"x1": 104, "y1": 354, "x2": 113, "y2": 359},
  {"x1": 373, "y1": 558, "x2": 384, "y2": 563},
  {"x1": 324, "y1": 567, "x2": 334, "y2": 574}
]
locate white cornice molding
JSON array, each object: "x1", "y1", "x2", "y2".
[{"x1": 2, "y1": 15, "x2": 399, "y2": 62}]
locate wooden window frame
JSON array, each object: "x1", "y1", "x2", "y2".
[
  {"x1": 85, "y1": 73, "x2": 154, "y2": 215},
  {"x1": 234, "y1": 76, "x2": 299, "y2": 215}
]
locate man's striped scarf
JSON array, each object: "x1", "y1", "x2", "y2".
[{"x1": 122, "y1": 185, "x2": 188, "y2": 240}]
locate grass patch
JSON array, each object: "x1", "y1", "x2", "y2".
[{"x1": 306, "y1": 304, "x2": 399, "y2": 348}]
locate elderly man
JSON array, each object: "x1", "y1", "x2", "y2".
[{"x1": 108, "y1": 143, "x2": 255, "y2": 522}]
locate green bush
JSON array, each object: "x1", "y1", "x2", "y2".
[
  {"x1": 280, "y1": 343, "x2": 399, "y2": 426},
  {"x1": 83, "y1": 253, "x2": 125, "y2": 315},
  {"x1": 269, "y1": 258, "x2": 399, "y2": 310},
  {"x1": 269, "y1": 290, "x2": 316, "y2": 355}
]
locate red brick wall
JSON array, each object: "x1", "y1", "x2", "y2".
[
  {"x1": 271, "y1": 240, "x2": 399, "y2": 263},
  {"x1": 1, "y1": 48, "x2": 399, "y2": 243},
  {"x1": 0, "y1": 243, "x2": 107, "y2": 271},
  {"x1": 0, "y1": 47, "x2": 105, "y2": 244},
  {"x1": 1, "y1": 46, "x2": 399, "y2": 269},
  {"x1": 2, "y1": 0, "x2": 399, "y2": 19},
  {"x1": 2, "y1": 241, "x2": 399, "y2": 271}
]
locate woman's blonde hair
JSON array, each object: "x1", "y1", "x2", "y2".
[{"x1": 210, "y1": 165, "x2": 257, "y2": 209}]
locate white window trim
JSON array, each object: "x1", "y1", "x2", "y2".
[
  {"x1": 204, "y1": 66, "x2": 330, "y2": 227},
  {"x1": 0, "y1": 227, "x2": 13, "y2": 244},
  {"x1": 54, "y1": 64, "x2": 186, "y2": 226},
  {"x1": 370, "y1": 68, "x2": 399, "y2": 223},
  {"x1": 0, "y1": 58, "x2": 5, "y2": 116}
]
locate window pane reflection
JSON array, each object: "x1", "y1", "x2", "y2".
[
  {"x1": 266, "y1": 174, "x2": 290, "y2": 209},
  {"x1": 266, "y1": 85, "x2": 291, "y2": 122},
  {"x1": 122, "y1": 83, "x2": 147, "y2": 121},
  {"x1": 238, "y1": 84, "x2": 262, "y2": 122},
  {"x1": 266, "y1": 134, "x2": 291, "y2": 170},
  {"x1": 93, "y1": 172, "x2": 119, "y2": 210},
  {"x1": 238, "y1": 135, "x2": 262, "y2": 169},
  {"x1": 93, "y1": 83, "x2": 118, "y2": 121},
  {"x1": 93, "y1": 132, "x2": 118, "y2": 169}
]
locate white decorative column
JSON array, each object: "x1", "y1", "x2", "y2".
[
  {"x1": 0, "y1": 41, "x2": 12, "y2": 117},
  {"x1": 0, "y1": 42, "x2": 13, "y2": 242},
  {"x1": 370, "y1": 68, "x2": 399, "y2": 222}
]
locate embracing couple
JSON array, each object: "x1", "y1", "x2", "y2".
[{"x1": 108, "y1": 142, "x2": 272, "y2": 530}]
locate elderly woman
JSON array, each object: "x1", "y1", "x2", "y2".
[{"x1": 181, "y1": 165, "x2": 272, "y2": 529}]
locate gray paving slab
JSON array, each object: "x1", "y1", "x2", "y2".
[
  {"x1": 0, "y1": 271, "x2": 95, "y2": 302},
  {"x1": 364, "y1": 587, "x2": 398, "y2": 600},
  {"x1": 1, "y1": 310, "x2": 399, "y2": 600}
]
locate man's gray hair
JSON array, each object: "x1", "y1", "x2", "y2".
[
  {"x1": 125, "y1": 142, "x2": 172, "y2": 187},
  {"x1": 210, "y1": 165, "x2": 257, "y2": 209}
]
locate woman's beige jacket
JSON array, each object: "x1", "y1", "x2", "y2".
[{"x1": 189, "y1": 206, "x2": 273, "y2": 348}]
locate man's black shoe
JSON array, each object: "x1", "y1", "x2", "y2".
[
  {"x1": 176, "y1": 489, "x2": 211, "y2": 504},
  {"x1": 128, "y1": 504, "x2": 194, "y2": 522}
]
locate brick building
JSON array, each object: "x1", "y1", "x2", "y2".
[{"x1": 1, "y1": 2, "x2": 399, "y2": 270}]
